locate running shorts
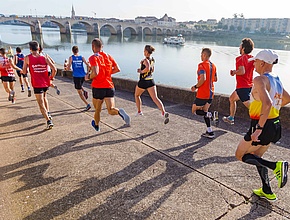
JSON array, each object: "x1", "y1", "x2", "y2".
[
  {"x1": 34, "y1": 87, "x2": 49, "y2": 94},
  {"x1": 137, "y1": 79, "x2": 155, "y2": 90},
  {"x1": 16, "y1": 70, "x2": 28, "y2": 78},
  {"x1": 244, "y1": 117, "x2": 281, "y2": 146},
  {"x1": 1, "y1": 76, "x2": 16, "y2": 82},
  {"x1": 194, "y1": 98, "x2": 212, "y2": 107},
  {"x1": 73, "y1": 77, "x2": 85, "y2": 90},
  {"x1": 92, "y1": 88, "x2": 115, "y2": 100},
  {"x1": 236, "y1": 88, "x2": 251, "y2": 102}
]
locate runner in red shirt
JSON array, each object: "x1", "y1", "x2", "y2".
[
  {"x1": 22, "y1": 41, "x2": 57, "y2": 129},
  {"x1": 87, "y1": 38, "x2": 130, "y2": 132},
  {"x1": 223, "y1": 38, "x2": 255, "y2": 125},
  {"x1": 191, "y1": 48, "x2": 218, "y2": 139},
  {"x1": 0, "y1": 47, "x2": 23, "y2": 104}
]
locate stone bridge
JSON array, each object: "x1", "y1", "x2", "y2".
[{"x1": 0, "y1": 16, "x2": 194, "y2": 37}]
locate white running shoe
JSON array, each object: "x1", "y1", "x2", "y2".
[
  {"x1": 135, "y1": 112, "x2": 144, "y2": 116},
  {"x1": 163, "y1": 112, "x2": 169, "y2": 124}
]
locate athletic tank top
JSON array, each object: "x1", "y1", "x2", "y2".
[
  {"x1": 0, "y1": 56, "x2": 15, "y2": 77},
  {"x1": 16, "y1": 53, "x2": 25, "y2": 68},
  {"x1": 72, "y1": 55, "x2": 86, "y2": 77},
  {"x1": 249, "y1": 73, "x2": 283, "y2": 120},
  {"x1": 28, "y1": 54, "x2": 50, "y2": 88},
  {"x1": 139, "y1": 57, "x2": 154, "y2": 81}
]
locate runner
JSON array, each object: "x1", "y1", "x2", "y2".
[
  {"x1": 0, "y1": 47, "x2": 23, "y2": 104},
  {"x1": 39, "y1": 45, "x2": 60, "y2": 95},
  {"x1": 191, "y1": 48, "x2": 218, "y2": 139},
  {"x1": 22, "y1": 41, "x2": 57, "y2": 129},
  {"x1": 66, "y1": 45, "x2": 91, "y2": 111},
  {"x1": 135, "y1": 45, "x2": 169, "y2": 124},
  {"x1": 14, "y1": 47, "x2": 31, "y2": 96},
  {"x1": 235, "y1": 49, "x2": 290, "y2": 201},
  {"x1": 88, "y1": 38, "x2": 130, "y2": 132},
  {"x1": 223, "y1": 38, "x2": 255, "y2": 125}
]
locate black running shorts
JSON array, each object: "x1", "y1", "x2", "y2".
[
  {"x1": 1, "y1": 76, "x2": 16, "y2": 82},
  {"x1": 236, "y1": 88, "x2": 251, "y2": 102},
  {"x1": 34, "y1": 87, "x2": 49, "y2": 94},
  {"x1": 193, "y1": 98, "x2": 212, "y2": 107},
  {"x1": 137, "y1": 79, "x2": 155, "y2": 90},
  {"x1": 73, "y1": 77, "x2": 85, "y2": 90},
  {"x1": 16, "y1": 70, "x2": 28, "y2": 78},
  {"x1": 244, "y1": 117, "x2": 281, "y2": 146},
  {"x1": 92, "y1": 88, "x2": 115, "y2": 100}
]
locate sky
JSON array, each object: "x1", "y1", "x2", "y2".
[{"x1": 1, "y1": 0, "x2": 290, "y2": 22}]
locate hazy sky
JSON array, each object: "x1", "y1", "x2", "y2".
[{"x1": 1, "y1": 0, "x2": 289, "y2": 22}]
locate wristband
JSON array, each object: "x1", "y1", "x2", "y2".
[
  {"x1": 256, "y1": 124, "x2": 263, "y2": 130},
  {"x1": 194, "y1": 85, "x2": 198, "y2": 89}
]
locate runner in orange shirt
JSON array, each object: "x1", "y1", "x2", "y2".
[
  {"x1": 87, "y1": 38, "x2": 130, "y2": 132},
  {"x1": 191, "y1": 48, "x2": 218, "y2": 139}
]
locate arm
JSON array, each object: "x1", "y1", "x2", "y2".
[
  {"x1": 282, "y1": 89, "x2": 290, "y2": 107},
  {"x1": 231, "y1": 66, "x2": 245, "y2": 76},
  {"x1": 111, "y1": 63, "x2": 120, "y2": 75},
  {"x1": 137, "y1": 59, "x2": 149, "y2": 74},
  {"x1": 8, "y1": 58, "x2": 22, "y2": 72},
  {"x1": 191, "y1": 74, "x2": 205, "y2": 92},
  {"x1": 90, "y1": 64, "x2": 99, "y2": 79},
  {"x1": 250, "y1": 76, "x2": 272, "y2": 142},
  {"x1": 66, "y1": 56, "x2": 72, "y2": 70},
  {"x1": 45, "y1": 55, "x2": 57, "y2": 79},
  {"x1": 22, "y1": 56, "x2": 29, "y2": 74}
]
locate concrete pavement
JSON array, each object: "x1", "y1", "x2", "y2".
[{"x1": 0, "y1": 76, "x2": 290, "y2": 220}]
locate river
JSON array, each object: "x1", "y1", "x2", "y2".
[{"x1": 1, "y1": 24, "x2": 290, "y2": 95}]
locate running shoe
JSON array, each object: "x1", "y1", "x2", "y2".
[
  {"x1": 201, "y1": 131, "x2": 215, "y2": 139},
  {"x1": 119, "y1": 108, "x2": 131, "y2": 125},
  {"x1": 91, "y1": 120, "x2": 100, "y2": 132},
  {"x1": 163, "y1": 112, "x2": 169, "y2": 124},
  {"x1": 11, "y1": 97, "x2": 16, "y2": 104},
  {"x1": 55, "y1": 86, "x2": 60, "y2": 95},
  {"x1": 85, "y1": 104, "x2": 91, "y2": 111},
  {"x1": 21, "y1": 89, "x2": 25, "y2": 93},
  {"x1": 273, "y1": 161, "x2": 288, "y2": 188},
  {"x1": 46, "y1": 120, "x2": 54, "y2": 130},
  {"x1": 83, "y1": 90, "x2": 88, "y2": 99},
  {"x1": 222, "y1": 116, "x2": 234, "y2": 125},
  {"x1": 28, "y1": 90, "x2": 32, "y2": 97},
  {"x1": 135, "y1": 111, "x2": 144, "y2": 116},
  {"x1": 48, "y1": 112, "x2": 52, "y2": 120},
  {"x1": 253, "y1": 188, "x2": 277, "y2": 202},
  {"x1": 9, "y1": 90, "x2": 15, "y2": 102}
]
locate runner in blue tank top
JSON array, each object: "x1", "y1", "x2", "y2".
[
  {"x1": 14, "y1": 47, "x2": 31, "y2": 96},
  {"x1": 67, "y1": 45, "x2": 91, "y2": 111}
]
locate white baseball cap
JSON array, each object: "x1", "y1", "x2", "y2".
[{"x1": 249, "y1": 49, "x2": 279, "y2": 64}]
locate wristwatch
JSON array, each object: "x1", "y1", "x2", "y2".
[{"x1": 256, "y1": 124, "x2": 263, "y2": 130}]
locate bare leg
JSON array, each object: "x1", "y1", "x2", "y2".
[
  {"x1": 134, "y1": 86, "x2": 145, "y2": 113},
  {"x1": 147, "y1": 86, "x2": 165, "y2": 114},
  {"x1": 35, "y1": 93, "x2": 50, "y2": 121},
  {"x1": 104, "y1": 97, "x2": 119, "y2": 115},
  {"x1": 92, "y1": 98, "x2": 104, "y2": 126},
  {"x1": 229, "y1": 91, "x2": 239, "y2": 117},
  {"x1": 77, "y1": 89, "x2": 89, "y2": 105}
]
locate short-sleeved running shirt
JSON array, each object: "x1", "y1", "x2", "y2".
[
  {"x1": 235, "y1": 54, "x2": 254, "y2": 89},
  {"x1": 196, "y1": 60, "x2": 217, "y2": 99},
  {"x1": 88, "y1": 51, "x2": 117, "y2": 89}
]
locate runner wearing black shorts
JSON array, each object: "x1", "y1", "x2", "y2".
[{"x1": 134, "y1": 45, "x2": 169, "y2": 124}]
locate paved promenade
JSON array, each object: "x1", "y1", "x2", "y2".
[{"x1": 0, "y1": 76, "x2": 290, "y2": 220}]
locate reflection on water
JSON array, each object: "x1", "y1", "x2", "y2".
[{"x1": 1, "y1": 24, "x2": 290, "y2": 95}]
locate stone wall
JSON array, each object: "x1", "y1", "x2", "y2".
[{"x1": 56, "y1": 68, "x2": 290, "y2": 127}]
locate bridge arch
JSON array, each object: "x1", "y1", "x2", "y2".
[
  {"x1": 100, "y1": 23, "x2": 117, "y2": 35},
  {"x1": 143, "y1": 27, "x2": 152, "y2": 36},
  {"x1": 123, "y1": 27, "x2": 137, "y2": 36},
  {"x1": 166, "y1": 29, "x2": 172, "y2": 36}
]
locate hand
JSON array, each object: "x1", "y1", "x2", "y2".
[
  {"x1": 137, "y1": 68, "x2": 141, "y2": 73},
  {"x1": 251, "y1": 129, "x2": 262, "y2": 142},
  {"x1": 191, "y1": 86, "x2": 196, "y2": 92},
  {"x1": 230, "y1": 70, "x2": 235, "y2": 76},
  {"x1": 85, "y1": 74, "x2": 90, "y2": 81}
]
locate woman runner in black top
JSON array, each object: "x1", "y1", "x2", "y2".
[{"x1": 134, "y1": 45, "x2": 169, "y2": 124}]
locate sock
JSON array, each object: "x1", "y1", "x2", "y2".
[
  {"x1": 204, "y1": 115, "x2": 211, "y2": 128},
  {"x1": 28, "y1": 86, "x2": 31, "y2": 90},
  {"x1": 256, "y1": 166, "x2": 273, "y2": 194},
  {"x1": 242, "y1": 153, "x2": 276, "y2": 170},
  {"x1": 21, "y1": 85, "x2": 24, "y2": 89}
]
